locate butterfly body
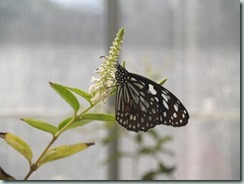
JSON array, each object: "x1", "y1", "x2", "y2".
[{"x1": 115, "y1": 63, "x2": 189, "y2": 132}]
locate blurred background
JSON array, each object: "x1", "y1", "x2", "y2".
[{"x1": 0, "y1": 0, "x2": 240, "y2": 180}]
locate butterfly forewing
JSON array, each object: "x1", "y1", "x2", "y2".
[{"x1": 115, "y1": 63, "x2": 189, "y2": 132}]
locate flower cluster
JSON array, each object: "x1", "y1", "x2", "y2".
[{"x1": 89, "y1": 28, "x2": 124, "y2": 104}]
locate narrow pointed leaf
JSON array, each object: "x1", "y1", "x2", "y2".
[
  {"x1": 158, "y1": 78, "x2": 167, "y2": 86},
  {"x1": 38, "y1": 142, "x2": 94, "y2": 166},
  {"x1": 0, "y1": 167, "x2": 15, "y2": 180},
  {"x1": 159, "y1": 163, "x2": 175, "y2": 174},
  {"x1": 142, "y1": 171, "x2": 156, "y2": 180},
  {"x1": 81, "y1": 113, "x2": 115, "y2": 121},
  {"x1": 58, "y1": 117, "x2": 92, "y2": 131},
  {"x1": 66, "y1": 119, "x2": 92, "y2": 130},
  {"x1": 0, "y1": 132, "x2": 32, "y2": 165},
  {"x1": 148, "y1": 129, "x2": 159, "y2": 140},
  {"x1": 139, "y1": 146, "x2": 156, "y2": 155},
  {"x1": 50, "y1": 82, "x2": 80, "y2": 113},
  {"x1": 157, "y1": 136, "x2": 173, "y2": 147},
  {"x1": 58, "y1": 114, "x2": 115, "y2": 132},
  {"x1": 122, "y1": 60, "x2": 126, "y2": 67},
  {"x1": 58, "y1": 117, "x2": 73, "y2": 130},
  {"x1": 65, "y1": 86, "x2": 92, "y2": 104},
  {"x1": 21, "y1": 118, "x2": 58, "y2": 135}
]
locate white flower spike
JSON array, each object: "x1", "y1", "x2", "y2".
[{"x1": 89, "y1": 28, "x2": 125, "y2": 104}]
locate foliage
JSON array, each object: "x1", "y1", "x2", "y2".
[{"x1": 0, "y1": 28, "x2": 125, "y2": 180}]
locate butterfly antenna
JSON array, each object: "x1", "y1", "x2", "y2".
[{"x1": 100, "y1": 56, "x2": 106, "y2": 59}]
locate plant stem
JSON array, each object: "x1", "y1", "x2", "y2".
[
  {"x1": 23, "y1": 102, "x2": 98, "y2": 180},
  {"x1": 23, "y1": 168, "x2": 34, "y2": 180}
]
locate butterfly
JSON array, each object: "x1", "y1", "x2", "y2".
[{"x1": 115, "y1": 63, "x2": 189, "y2": 132}]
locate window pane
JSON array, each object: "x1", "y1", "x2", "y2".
[
  {"x1": 119, "y1": 0, "x2": 240, "y2": 180},
  {"x1": 0, "y1": 0, "x2": 107, "y2": 180}
]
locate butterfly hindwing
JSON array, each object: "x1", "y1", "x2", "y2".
[{"x1": 115, "y1": 64, "x2": 189, "y2": 132}]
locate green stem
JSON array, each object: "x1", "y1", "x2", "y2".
[
  {"x1": 23, "y1": 136, "x2": 57, "y2": 180},
  {"x1": 23, "y1": 101, "x2": 98, "y2": 180},
  {"x1": 23, "y1": 167, "x2": 34, "y2": 180}
]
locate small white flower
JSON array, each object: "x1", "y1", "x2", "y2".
[{"x1": 89, "y1": 58, "x2": 116, "y2": 104}]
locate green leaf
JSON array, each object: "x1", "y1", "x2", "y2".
[
  {"x1": 58, "y1": 114, "x2": 115, "y2": 132},
  {"x1": 65, "y1": 86, "x2": 92, "y2": 104},
  {"x1": 0, "y1": 132, "x2": 33, "y2": 165},
  {"x1": 159, "y1": 163, "x2": 175, "y2": 174},
  {"x1": 148, "y1": 129, "x2": 159, "y2": 140},
  {"x1": 142, "y1": 171, "x2": 156, "y2": 180},
  {"x1": 159, "y1": 135, "x2": 173, "y2": 143},
  {"x1": 58, "y1": 117, "x2": 73, "y2": 130},
  {"x1": 139, "y1": 147, "x2": 155, "y2": 155},
  {"x1": 81, "y1": 113, "x2": 115, "y2": 121},
  {"x1": 158, "y1": 136, "x2": 173, "y2": 145},
  {"x1": 66, "y1": 119, "x2": 92, "y2": 130},
  {"x1": 0, "y1": 167, "x2": 15, "y2": 180},
  {"x1": 21, "y1": 118, "x2": 58, "y2": 135},
  {"x1": 58, "y1": 117, "x2": 92, "y2": 131},
  {"x1": 158, "y1": 77, "x2": 167, "y2": 85},
  {"x1": 38, "y1": 142, "x2": 94, "y2": 166},
  {"x1": 49, "y1": 82, "x2": 80, "y2": 113},
  {"x1": 121, "y1": 60, "x2": 126, "y2": 67}
]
